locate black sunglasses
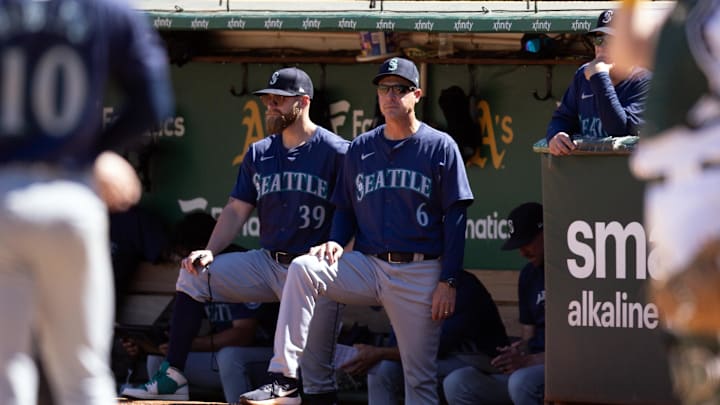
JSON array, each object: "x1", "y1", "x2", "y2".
[{"x1": 377, "y1": 84, "x2": 417, "y2": 96}]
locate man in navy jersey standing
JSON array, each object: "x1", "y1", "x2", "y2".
[
  {"x1": 546, "y1": 9, "x2": 652, "y2": 156},
  {"x1": 122, "y1": 67, "x2": 349, "y2": 403},
  {"x1": 0, "y1": 0, "x2": 173, "y2": 404},
  {"x1": 239, "y1": 57, "x2": 473, "y2": 405}
]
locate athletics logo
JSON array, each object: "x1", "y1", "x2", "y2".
[
  {"x1": 467, "y1": 100, "x2": 514, "y2": 170},
  {"x1": 232, "y1": 100, "x2": 265, "y2": 166}
]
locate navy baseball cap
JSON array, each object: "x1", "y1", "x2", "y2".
[
  {"x1": 372, "y1": 57, "x2": 420, "y2": 87},
  {"x1": 588, "y1": 9, "x2": 615, "y2": 36},
  {"x1": 254, "y1": 67, "x2": 314, "y2": 99},
  {"x1": 501, "y1": 202, "x2": 544, "y2": 250}
]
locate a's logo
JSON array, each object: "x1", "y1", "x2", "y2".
[
  {"x1": 388, "y1": 58, "x2": 399, "y2": 71},
  {"x1": 467, "y1": 100, "x2": 514, "y2": 170},
  {"x1": 269, "y1": 72, "x2": 280, "y2": 85},
  {"x1": 260, "y1": 155, "x2": 274, "y2": 162},
  {"x1": 232, "y1": 100, "x2": 265, "y2": 166},
  {"x1": 581, "y1": 93, "x2": 593, "y2": 100},
  {"x1": 361, "y1": 152, "x2": 375, "y2": 160}
]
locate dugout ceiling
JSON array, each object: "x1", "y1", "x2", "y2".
[{"x1": 135, "y1": 0, "x2": 675, "y2": 63}]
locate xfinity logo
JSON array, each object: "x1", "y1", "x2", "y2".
[
  {"x1": 492, "y1": 20, "x2": 512, "y2": 31},
  {"x1": 153, "y1": 17, "x2": 172, "y2": 29},
  {"x1": 302, "y1": 18, "x2": 321, "y2": 30},
  {"x1": 190, "y1": 18, "x2": 209, "y2": 30},
  {"x1": 227, "y1": 18, "x2": 246, "y2": 29},
  {"x1": 264, "y1": 18, "x2": 283, "y2": 29},
  {"x1": 414, "y1": 20, "x2": 434, "y2": 31},
  {"x1": 532, "y1": 19, "x2": 551, "y2": 32},
  {"x1": 454, "y1": 20, "x2": 473, "y2": 32},
  {"x1": 571, "y1": 20, "x2": 592, "y2": 32},
  {"x1": 337, "y1": 18, "x2": 357, "y2": 30},
  {"x1": 376, "y1": 19, "x2": 395, "y2": 31}
]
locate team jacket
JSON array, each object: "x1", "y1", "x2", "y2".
[{"x1": 546, "y1": 64, "x2": 652, "y2": 142}]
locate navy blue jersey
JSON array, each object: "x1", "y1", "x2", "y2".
[
  {"x1": 546, "y1": 65, "x2": 651, "y2": 141},
  {"x1": 231, "y1": 127, "x2": 349, "y2": 253},
  {"x1": 333, "y1": 123, "x2": 473, "y2": 255},
  {"x1": 0, "y1": 0, "x2": 172, "y2": 167},
  {"x1": 518, "y1": 263, "x2": 545, "y2": 354}
]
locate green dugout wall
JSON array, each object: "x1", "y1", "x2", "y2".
[
  {"x1": 122, "y1": 0, "x2": 674, "y2": 272},
  {"x1": 112, "y1": 2, "x2": 682, "y2": 403}
]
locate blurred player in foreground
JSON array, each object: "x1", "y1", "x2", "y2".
[
  {"x1": 614, "y1": 0, "x2": 720, "y2": 403},
  {"x1": 0, "y1": 0, "x2": 173, "y2": 403}
]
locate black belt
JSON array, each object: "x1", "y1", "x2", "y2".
[
  {"x1": 375, "y1": 252, "x2": 440, "y2": 264},
  {"x1": 269, "y1": 251, "x2": 302, "y2": 265}
]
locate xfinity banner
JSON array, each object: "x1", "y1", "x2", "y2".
[{"x1": 542, "y1": 154, "x2": 678, "y2": 404}]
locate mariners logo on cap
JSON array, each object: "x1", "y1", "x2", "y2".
[
  {"x1": 600, "y1": 10, "x2": 614, "y2": 24},
  {"x1": 269, "y1": 71, "x2": 280, "y2": 85},
  {"x1": 253, "y1": 67, "x2": 315, "y2": 99},
  {"x1": 388, "y1": 58, "x2": 399, "y2": 71}
]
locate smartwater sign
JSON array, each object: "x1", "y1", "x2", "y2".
[{"x1": 542, "y1": 153, "x2": 678, "y2": 404}]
